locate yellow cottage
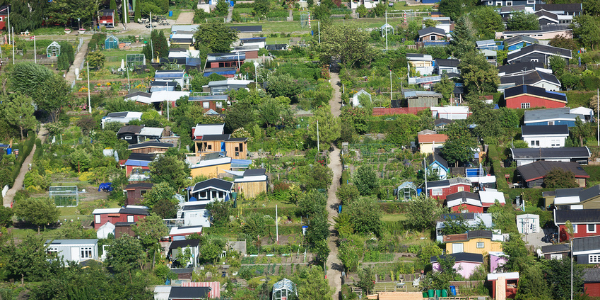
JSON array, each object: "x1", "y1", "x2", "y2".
[{"x1": 444, "y1": 230, "x2": 503, "y2": 256}]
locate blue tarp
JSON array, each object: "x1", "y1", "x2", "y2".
[
  {"x1": 204, "y1": 70, "x2": 237, "y2": 77},
  {"x1": 125, "y1": 160, "x2": 151, "y2": 167}
]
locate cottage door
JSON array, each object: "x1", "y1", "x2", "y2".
[{"x1": 71, "y1": 247, "x2": 80, "y2": 262}]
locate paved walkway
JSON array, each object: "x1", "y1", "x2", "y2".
[
  {"x1": 176, "y1": 12, "x2": 195, "y2": 24},
  {"x1": 4, "y1": 125, "x2": 48, "y2": 208},
  {"x1": 226, "y1": 6, "x2": 233, "y2": 23},
  {"x1": 64, "y1": 38, "x2": 90, "y2": 84},
  {"x1": 325, "y1": 68, "x2": 343, "y2": 298}
]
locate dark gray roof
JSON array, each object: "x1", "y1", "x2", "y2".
[
  {"x1": 467, "y1": 230, "x2": 493, "y2": 239},
  {"x1": 170, "y1": 268, "x2": 194, "y2": 274},
  {"x1": 555, "y1": 188, "x2": 583, "y2": 198},
  {"x1": 428, "y1": 177, "x2": 471, "y2": 188},
  {"x1": 427, "y1": 149, "x2": 449, "y2": 169},
  {"x1": 507, "y1": 44, "x2": 572, "y2": 61},
  {"x1": 524, "y1": 108, "x2": 584, "y2": 123},
  {"x1": 228, "y1": 25, "x2": 262, "y2": 32},
  {"x1": 243, "y1": 169, "x2": 266, "y2": 176},
  {"x1": 114, "y1": 222, "x2": 136, "y2": 226},
  {"x1": 428, "y1": 179, "x2": 450, "y2": 188},
  {"x1": 240, "y1": 37, "x2": 266, "y2": 42},
  {"x1": 169, "y1": 239, "x2": 201, "y2": 250},
  {"x1": 128, "y1": 142, "x2": 174, "y2": 149},
  {"x1": 536, "y1": 3, "x2": 583, "y2": 12},
  {"x1": 555, "y1": 209, "x2": 600, "y2": 224},
  {"x1": 107, "y1": 112, "x2": 129, "y2": 118},
  {"x1": 127, "y1": 153, "x2": 156, "y2": 161},
  {"x1": 227, "y1": 137, "x2": 248, "y2": 142},
  {"x1": 125, "y1": 92, "x2": 152, "y2": 99},
  {"x1": 446, "y1": 191, "x2": 480, "y2": 202},
  {"x1": 580, "y1": 185, "x2": 600, "y2": 202},
  {"x1": 510, "y1": 147, "x2": 590, "y2": 160},
  {"x1": 500, "y1": 71, "x2": 560, "y2": 86},
  {"x1": 583, "y1": 268, "x2": 600, "y2": 283},
  {"x1": 183, "y1": 204, "x2": 207, "y2": 211},
  {"x1": 436, "y1": 59, "x2": 460, "y2": 67},
  {"x1": 117, "y1": 125, "x2": 143, "y2": 135},
  {"x1": 430, "y1": 253, "x2": 484, "y2": 263},
  {"x1": 418, "y1": 27, "x2": 446, "y2": 37},
  {"x1": 171, "y1": 38, "x2": 193, "y2": 44},
  {"x1": 541, "y1": 243, "x2": 570, "y2": 254},
  {"x1": 265, "y1": 44, "x2": 288, "y2": 51},
  {"x1": 521, "y1": 125, "x2": 569, "y2": 136},
  {"x1": 574, "y1": 235, "x2": 600, "y2": 252},
  {"x1": 124, "y1": 183, "x2": 154, "y2": 189},
  {"x1": 192, "y1": 178, "x2": 234, "y2": 192},
  {"x1": 517, "y1": 161, "x2": 588, "y2": 181},
  {"x1": 498, "y1": 62, "x2": 544, "y2": 76},
  {"x1": 119, "y1": 208, "x2": 150, "y2": 215},
  {"x1": 504, "y1": 35, "x2": 539, "y2": 47},
  {"x1": 189, "y1": 95, "x2": 229, "y2": 101},
  {"x1": 168, "y1": 286, "x2": 211, "y2": 299},
  {"x1": 199, "y1": 134, "x2": 230, "y2": 141}
]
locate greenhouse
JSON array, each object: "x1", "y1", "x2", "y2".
[
  {"x1": 49, "y1": 186, "x2": 79, "y2": 207},
  {"x1": 272, "y1": 278, "x2": 297, "y2": 300},
  {"x1": 126, "y1": 54, "x2": 146, "y2": 67},
  {"x1": 105, "y1": 34, "x2": 119, "y2": 49},
  {"x1": 46, "y1": 41, "x2": 61, "y2": 57}
]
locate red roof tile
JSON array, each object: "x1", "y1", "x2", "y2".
[
  {"x1": 372, "y1": 107, "x2": 427, "y2": 116},
  {"x1": 418, "y1": 134, "x2": 448, "y2": 144}
]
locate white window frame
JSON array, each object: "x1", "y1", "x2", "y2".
[
  {"x1": 487, "y1": 1, "x2": 492, "y2": 4},
  {"x1": 590, "y1": 255, "x2": 600, "y2": 263},
  {"x1": 216, "y1": 101, "x2": 223, "y2": 108},
  {"x1": 550, "y1": 254, "x2": 563, "y2": 260},
  {"x1": 527, "y1": 0, "x2": 534, "y2": 4},
  {"x1": 496, "y1": 1, "x2": 502, "y2": 6},
  {"x1": 127, "y1": 215, "x2": 134, "y2": 222},
  {"x1": 432, "y1": 189, "x2": 443, "y2": 196},
  {"x1": 531, "y1": 59, "x2": 539, "y2": 62},
  {"x1": 95, "y1": 215, "x2": 101, "y2": 224},
  {"x1": 203, "y1": 102, "x2": 210, "y2": 109},
  {"x1": 457, "y1": 186, "x2": 464, "y2": 192},
  {"x1": 124, "y1": 136, "x2": 132, "y2": 140},
  {"x1": 506, "y1": 1, "x2": 512, "y2": 5},
  {"x1": 521, "y1": 103, "x2": 530, "y2": 109},
  {"x1": 588, "y1": 224, "x2": 597, "y2": 233},
  {"x1": 573, "y1": 224, "x2": 578, "y2": 233},
  {"x1": 80, "y1": 247, "x2": 93, "y2": 259},
  {"x1": 476, "y1": 242, "x2": 485, "y2": 249},
  {"x1": 530, "y1": 140, "x2": 535, "y2": 146}
]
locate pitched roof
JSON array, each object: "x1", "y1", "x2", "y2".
[
  {"x1": 427, "y1": 149, "x2": 449, "y2": 169},
  {"x1": 468, "y1": 230, "x2": 493, "y2": 239},
  {"x1": 434, "y1": 118, "x2": 454, "y2": 127},
  {"x1": 446, "y1": 191, "x2": 480, "y2": 202},
  {"x1": 243, "y1": 169, "x2": 266, "y2": 176},
  {"x1": 127, "y1": 153, "x2": 156, "y2": 161},
  {"x1": 500, "y1": 71, "x2": 561, "y2": 86},
  {"x1": 128, "y1": 142, "x2": 174, "y2": 150},
  {"x1": 541, "y1": 243, "x2": 570, "y2": 254},
  {"x1": 430, "y1": 253, "x2": 484, "y2": 263},
  {"x1": 498, "y1": 62, "x2": 545, "y2": 76},
  {"x1": 555, "y1": 187, "x2": 583, "y2": 198},
  {"x1": 124, "y1": 183, "x2": 154, "y2": 190},
  {"x1": 583, "y1": 268, "x2": 600, "y2": 283},
  {"x1": 418, "y1": 27, "x2": 446, "y2": 37},
  {"x1": 428, "y1": 177, "x2": 472, "y2": 188},
  {"x1": 557, "y1": 209, "x2": 600, "y2": 224},
  {"x1": 517, "y1": 161, "x2": 588, "y2": 182},
  {"x1": 169, "y1": 239, "x2": 201, "y2": 250},
  {"x1": 510, "y1": 147, "x2": 590, "y2": 160},
  {"x1": 579, "y1": 185, "x2": 600, "y2": 202},
  {"x1": 573, "y1": 236, "x2": 600, "y2": 255},
  {"x1": 507, "y1": 44, "x2": 572, "y2": 62},
  {"x1": 521, "y1": 125, "x2": 569, "y2": 136},
  {"x1": 418, "y1": 134, "x2": 448, "y2": 144},
  {"x1": 536, "y1": 3, "x2": 583, "y2": 12},
  {"x1": 436, "y1": 59, "x2": 460, "y2": 67},
  {"x1": 504, "y1": 35, "x2": 539, "y2": 47},
  {"x1": 524, "y1": 107, "x2": 585, "y2": 123},
  {"x1": 117, "y1": 125, "x2": 143, "y2": 135},
  {"x1": 168, "y1": 287, "x2": 211, "y2": 299},
  {"x1": 191, "y1": 178, "x2": 234, "y2": 192},
  {"x1": 199, "y1": 134, "x2": 230, "y2": 141}
]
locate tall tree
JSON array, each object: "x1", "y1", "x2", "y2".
[
  {"x1": 14, "y1": 198, "x2": 60, "y2": 234},
  {"x1": 345, "y1": 197, "x2": 382, "y2": 236},
  {"x1": 467, "y1": 97, "x2": 501, "y2": 139},
  {"x1": 132, "y1": 213, "x2": 169, "y2": 252},
  {"x1": 459, "y1": 52, "x2": 500, "y2": 94},
  {"x1": 507, "y1": 11, "x2": 540, "y2": 31},
  {"x1": 407, "y1": 195, "x2": 446, "y2": 231},
  {"x1": 356, "y1": 267, "x2": 375, "y2": 295},
  {"x1": 544, "y1": 169, "x2": 579, "y2": 188},
  {"x1": 441, "y1": 121, "x2": 478, "y2": 166},
  {"x1": 308, "y1": 105, "x2": 340, "y2": 150},
  {"x1": 353, "y1": 165, "x2": 378, "y2": 196},
  {"x1": 584, "y1": 0, "x2": 600, "y2": 16},
  {"x1": 572, "y1": 15, "x2": 600, "y2": 50},
  {"x1": 3, "y1": 93, "x2": 37, "y2": 140},
  {"x1": 142, "y1": 182, "x2": 176, "y2": 209},
  {"x1": 438, "y1": 0, "x2": 478, "y2": 20},
  {"x1": 545, "y1": 258, "x2": 584, "y2": 300},
  {"x1": 469, "y1": 7, "x2": 504, "y2": 40},
  {"x1": 320, "y1": 24, "x2": 376, "y2": 67},
  {"x1": 450, "y1": 15, "x2": 477, "y2": 58},
  {"x1": 516, "y1": 263, "x2": 550, "y2": 300},
  {"x1": 6, "y1": 234, "x2": 60, "y2": 283},
  {"x1": 105, "y1": 234, "x2": 144, "y2": 273},
  {"x1": 193, "y1": 22, "x2": 238, "y2": 53},
  {"x1": 110, "y1": 0, "x2": 120, "y2": 24},
  {"x1": 434, "y1": 75, "x2": 455, "y2": 104},
  {"x1": 257, "y1": 97, "x2": 294, "y2": 128},
  {"x1": 571, "y1": 116, "x2": 594, "y2": 147},
  {"x1": 298, "y1": 266, "x2": 333, "y2": 299},
  {"x1": 149, "y1": 155, "x2": 190, "y2": 190}
]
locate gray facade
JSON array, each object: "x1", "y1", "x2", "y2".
[{"x1": 46, "y1": 239, "x2": 99, "y2": 264}]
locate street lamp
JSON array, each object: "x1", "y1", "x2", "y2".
[{"x1": 78, "y1": 18, "x2": 81, "y2": 30}]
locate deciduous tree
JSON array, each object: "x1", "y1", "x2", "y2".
[
  {"x1": 320, "y1": 24, "x2": 376, "y2": 67},
  {"x1": 149, "y1": 155, "x2": 190, "y2": 190},
  {"x1": 434, "y1": 75, "x2": 455, "y2": 104},
  {"x1": 459, "y1": 53, "x2": 500, "y2": 94},
  {"x1": 441, "y1": 121, "x2": 478, "y2": 166},
  {"x1": 3, "y1": 93, "x2": 37, "y2": 140},
  {"x1": 469, "y1": 7, "x2": 504, "y2": 40},
  {"x1": 86, "y1": 51, "x2": 106, "y2": 70},
  {"x1": 345, "y1": 197, "x2": 382, "y2": 236},
  {"x1": 544, "y1": 168, "x2": 579, "y2": 188},
  {"x1": 308, "y1": 105, "x2": 340, "y2": 149},
  {"x1": 572, "y1": 15, "x2": 600, "y2": 50},
  {"x1": 507, "y1": 11, "x2": 540, "y2": 31},
  {"x1": 14, "y1": 198, "x2": 60, "y2": 234},
  {"x1": 353, "y1": 165, "x2": 378, "y2": 196},
  {"x1": 105, "y1": 234, "x2": 144, "y2": 272},
  {"x1": 132, "y1": 213, "x2": 169, "y2": 251},
  {"x1": 193, "y1": 22, "x2": 238, "y2": 53},
  {"x1": 356, "y1": 267, "x2": 375, "y2": 294},
  {"x1": 298, "y1": 266, "x2": 333, "y2": 300},
  {"x1": 407, "y1": 195, "x2": 446, "y2": 231}
]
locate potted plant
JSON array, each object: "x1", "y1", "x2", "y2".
[
  {"x1": 78, "y1": 28, "x2": 86, "y2": 35},
  {"x1": 64, "y1": 28, "x2": 71, "y2": 34}
]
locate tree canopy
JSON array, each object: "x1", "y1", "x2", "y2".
[
  {"x1": 194, "y1": 22, "x2": 238, "y2": 53},
  {"x1": 320, "y1": 24, "x2": 376, "y2": 67},
  {"x1": 440, "y1": 121, "x2": 478, "y2": 166}
]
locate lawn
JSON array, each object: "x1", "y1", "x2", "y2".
[
  {"x1": 392, "y1": 1, "x2": 435, "y2": 11},
  {"x1": 381, "y1": 214, "x2": 407, "y2": 221},
  {"x1": 234, "y1": 7, "x2": 254, "y2": 14},
  {"x1": 266, "y1": 37, "x2": 292, "y2": 44}
]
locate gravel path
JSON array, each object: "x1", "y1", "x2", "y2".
[
  {"x1": 325, "y1": 68, "x2": 343, "y2": 298},
  {"x1": 65, "y1": 38, "x2": 90, "y2": 84},
  {"x1": 176, "y1": 12, "x2": 195, "y2": 24},
  {"x1": 3, "y1": 125, "x2": 48, "y2": 207}
]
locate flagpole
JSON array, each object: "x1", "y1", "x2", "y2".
[{"x1": 33, "y1": 36, "x2": 36, "y2": 64}]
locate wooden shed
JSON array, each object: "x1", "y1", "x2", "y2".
[
  {"x1": 114, "y1": 222, "x2": 136, "y2": 238},
  {"x1": 194, "y1": 135, "x2": 248, "y2": 159},
  {"x1": 234, "y1": 169, "x2": 268, "y2": 198},
  {"x1": 124, "y1": 182, "x2": 153, "y2": 206},
  {"x1": 128, "y1": 142, "x2": 173, "y2": 154}
]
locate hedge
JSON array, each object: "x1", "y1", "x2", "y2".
[
  {"x1": 488, "y1": 145, "x2": 510, "y2": 192},
  {"x1": 10, "y1": 132, "x2": 36, "y2": 187},
  {"x1": 566, "y1": 91, "x2": 595, "y2": 108},
  {"x1": 584, "y1": 165, "x2": 600, "y2": 182}
]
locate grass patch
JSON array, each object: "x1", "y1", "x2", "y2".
[
  {"x1": 266, "y1": 37, "x2": 291, "y2": 44},
  {"x1": 33, "y1": 27, "x2": 69, "y2": 36},
  {"x1": 392, "y1": 1, "x2": 435, "y2": 11},
  {"x1": 234, "y1": 7, "x2": 253, "y2": 14},
  {"x1": 566, "y1": 90, "x2": 595, "y2": 108},
  {"x1": 381, "y1": 214, "x2": 407, "y2": 221}
]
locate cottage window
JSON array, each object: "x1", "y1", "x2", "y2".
[
  {"x1": 199, "y1": 191, "x2": 207, "y2": 198},
  {"x1": 81, "y1": 247, "x2": 93, "y2": 259},
  {"x1": 47, "y1": 247, "x2": 58, "y2": 257},
  {"x1": 212, "y1": 191, "x2": 217, "y2": 199},
  {"x1": 235, "y1": 147, "x2": 239, "y2": 152},
  {"x1": 476, "y1": 242, "x2": 485, "y2": 249},
  {"x1": 216, "y1": 102, "x2": 223, "y2": 108},
  {"x1": 536, "y1": 140, "x2": 540, "y2": 146},
  {"x1": 496, "y1": 1, "x2": 502, "y2": 6},
  {"x1": 590, "y1": 255, "x2": 600, "y2": 263},
  {"x1": 550, "y1": 254, "x2": 563, "y2": 260},
  {"x1": 127, "y1": 215, "x2": 134, "y2": 222},
  {"x1": 521, "y1": 103, "x2": 530, "y2": 109},
  {"x1": 124, "y1": 136, "x2": 133, "y2": 140},
  {"x1": 527, "y1": 0, "x2": 534, "y2": 3},
  {"x1": 219, "y1": 191, "x2": 224, "y2": 198},
  {"x1": 506, "y1": 0, "x2": 512, "y2": 5},
  {"x1": 487, "y1": 1, "x2": 492, "y2": 4},
  {"x1": 573, "y1": 224, "x2": 578, "y2": 233},
  {"x1": 207, "y1": 145, "x2": 212, "y2": 150},
  {"x1": 588, "y1": 224, "x2": 596, "y2": 233},
  {"x1": 531, "y1": 59, "x2": 539, "y2": 62},
  {"x1": 457, "y1": 186, "x2": 464, "y2": 192},
  {"x1": 551, "y1": 140, "x2": 560, "y2": 147},
  {"x1": 239, "y1": 143, "x2": 244, "y2": 152},
  {"x1": 0, "y1": 17, "x2": 3, "y2": 21},
  {"x1": 140, "y1": 190, "x2": 147, "y2": 197},
  {"x1": 203, "y1": 102, "x2": 210, "y2": 109},
  {"x1": 95, "y1": 215, "x2": 101, "y2": 224},
  {"x1": 432, "y1": 189, "x2": 443, "y2": 196}
]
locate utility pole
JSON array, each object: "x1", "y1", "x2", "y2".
[
  {"x1": 316, "y1": 119, "x2": 320, "y2": 153},
  {"x1": 276, "y1": 205, "x2": 278, "y2": 243},
  {"x1": 87, "y1": 62, "x2": 91, "y2": 113},
  {"x1": 11, "y1": 26, "x2": 14, "y2": 65},
  {"x1": 390, "y1": 69, "x2": 392, "y2": 101},
  {"x1": 318, "y1": 21, "x2": 320, "y2": 43},
  {"x1": 597, "y1": 88, "x2": 599, "y2": 146},
  {"x1": 423, "y1": 157, "x2": 428, "y2": 198},
  {"x1": 126, "y1": 62, "x2": 130, "y2": 92},
  {"x1": 571, "y1": 236, "x2": 573, "y2": 300},
  {"x1": 33, "y1": 35, "x2": 36, "y2": 64},
  {"x1": 385, "y1": 11, "x2": 388, "y2": 51},
  {"x1": 7, "y1": 6, "x2": 10, "y2": 46},
  {"x1": 150, "y1": 12, "x2": 154, "y2": 62}
]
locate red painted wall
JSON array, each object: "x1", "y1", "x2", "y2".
[
  {"x1": 429, "y1": 184, "x2": 471, "y2": 200},
  {"x1": 559, "y1": 224, "x2": 600, "y2": 242},
  {"x1": 94, "y1": 214, "x2": 146, "y2": 229},
  {"x1": 450, "y1": 204, "x2": 483, "y2": 214},
  {"x1": 585, "y1": 283, "x2": 600, "y2": 297},
  {"x1": 506, "y1": 95, "x2": 566, "y2": 109}
]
